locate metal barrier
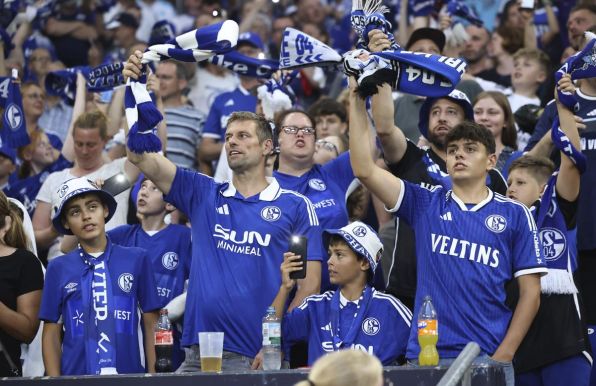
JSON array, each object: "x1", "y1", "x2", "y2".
[{"x1": 437, "y1": 342, "x2": 482, "y2": 386}]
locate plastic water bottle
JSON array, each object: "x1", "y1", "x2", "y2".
[
  {"x1": 155, "y1": 309, "x2": 173, "y2": 372},
  {"x1": 262, "y1": 306, "x2": 281, "y2": 370},
  {"x1": 418, "y1": 296, "x2": 439, "y2": 366}
]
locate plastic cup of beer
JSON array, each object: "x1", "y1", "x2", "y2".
[{"x1": 198, "y1": 332, "x2": 224, "y2": 372}]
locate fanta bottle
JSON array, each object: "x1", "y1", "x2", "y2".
[{"x1": 418, "y1": 295, "x2": 439, "y2": 366}]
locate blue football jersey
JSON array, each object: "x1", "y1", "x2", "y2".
[
  {"x1": 164, "y1": 168, "x2": 324, "y2": 357},
  {"x1": 108, "y1": 224, "x2": 191, "y2": 305},
  {"x1": 283, "y1": 288, "x2": 412, "y2": 365},
  {"x1": 388, "y1": 181, "x2": 546, "y2": 359},
  {"x1": 39, "y1": 239, "x2": 162, "y2": 375},
  {"x1": 202, "y1": 87, "x2": 257, "y2": 141},
  {"x1": 274, "y1": 152, "x2": 357, "y2": 290}
]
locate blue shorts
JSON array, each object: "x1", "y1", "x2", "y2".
[{"x1": 516, "y1": 354, "x2": 591, "y2": 386}]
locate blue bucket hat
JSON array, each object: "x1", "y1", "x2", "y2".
[
  {"x1": 323, "y1": 221, "x2": 383, "y2": 276},
  {"x1": 237, "y1": 31, "x2": 264, "y2": 50},
  {"x1": 418, "y1": 89, "x2": 474, "y2": 139},
  {"x1": 51, "y1": 177, "x2": 117, "y2": 235}
]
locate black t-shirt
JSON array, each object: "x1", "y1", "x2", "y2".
[
  {"x1": 384, "y1": 141, "x2": 508, "y2": 310},
  {"x1": 0, "y1": 249, "x2": 44, "y2": 377},
  {"x1": 511, "y1": 192, "x2": 591, "y2": 373},
  {"x1": 476, "y1": 68, "x2": 512, "y2": 89}
]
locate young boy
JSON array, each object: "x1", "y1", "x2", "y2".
[
  {"x1": 506, "y1": 77, "x2": 592, "y2": 385},
  {"x1": 272, "y1": 221, "x2": 412, "y2": 365},
  {"x1": 108, "y1": 177, "x2": 191, "y2": 370},
  {"x1": 39, "y1": 177, "x2": 161, "y2": 376},
  {"x1": 347, "y1": 75, "x2": 545, "y2": 386},
  {"x1": 508, "y1": 48, "x2": 551, "y2": 149}
]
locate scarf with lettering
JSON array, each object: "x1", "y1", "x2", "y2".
[
  {"x1": 45, "y1": 62, "x2": 125, "y2": 105},
  {"x1": 126, "y1": 20, "x2": 239, "y2": 153},
  {"x1": 279, "y1": 27, "x2": 465, "y2": 99},
  {"x1": 209, "y1": 50, "x2": 279, "y2": 79},
  {"x1": 1, "y1": 75, "x2": 29, "y2": 148},
  {"x1": 330, "y1": 286, "x2": 373, "y2": 350},
  {"x1": 79, "y1": 240, "x2": 117, "y2": 374},
  {"x1": 555, "y1": 31, "x2": 596, "y2": 110}
]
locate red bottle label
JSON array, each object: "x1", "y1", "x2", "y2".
[{"x1": 155, "y1": 330, "x2": 173, "y2": 345}]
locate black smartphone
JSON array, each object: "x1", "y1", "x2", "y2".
[
  {"x1": 102, "y1": 173, "x2": 131, "y2": 197},
  {"x1": 289, "y1": 235, "x2": 308, "y2": 280}
]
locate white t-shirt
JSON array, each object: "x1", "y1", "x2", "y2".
[
  {"x1": 187, "y1": 67, "x2": 239, "y2": 117},
  {"x1": 36, "y1": 158, "x2": 131, "y2": 259}
]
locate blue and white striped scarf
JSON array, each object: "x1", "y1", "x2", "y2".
[
  {"x1": 556, "y1": 31, "x2": 596, "y2": 110},
  {"x1": 126, "y1": 20, "x2": 239, "y2": 154}
]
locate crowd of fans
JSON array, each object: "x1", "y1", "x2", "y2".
[{"x1": 0, "y1": 0, "x2": 595, "y2": 385}]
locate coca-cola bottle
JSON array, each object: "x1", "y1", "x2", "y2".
[{"x1": 154, "y1": 308, "x2": 173, "y2": 372}]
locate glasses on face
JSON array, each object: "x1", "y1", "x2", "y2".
[
  {"x1": 315, "y1": 139, "x2": 339, "y2": 155},
  {"x1": 281, "y1": 126, "x2": 316, "y2": 135}
]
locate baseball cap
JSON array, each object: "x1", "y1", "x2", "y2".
[
  {"x1": 418, "y1": 89, "x2": 474, "y2": 139},
  {"x1": 323, "y1": 221, "x2": 383, "y2": 275},
  {"x1": 51, "y1": 177, "x2": 117, "y2": 235},
  {"x1": 406, "y1": 27, "x2": 446, "y2": 53},
  {"x1": 106, "y1": 13, "x2": 139, "y2": 30},
  {"x1": 0, "y1": 145, "x2": 16, "y2": 164},
  {"x1": 237, "y1": 31, "x2": 264, "y2": 50},
  {"x1": 149, "y1": 20, "x2": 176, "y2": 46}
]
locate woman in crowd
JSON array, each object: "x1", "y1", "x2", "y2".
[
  {"x1": 473, "y1": 91, "x2": 522, "y2": 177},
  {"x1": 0, "y1": 191, "x2": 44, "y2": 377},
  {"x1": 294, "y1": 350, "x2": 384, "y2": 386}
]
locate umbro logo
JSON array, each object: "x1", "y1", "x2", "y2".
[
  {"x1": 216, "y1": 204, "x2": 230, "y2": 215},
  {"x1": 224, "y1": 99, "x2": 234, "y2": 107},
  {"x1": 440, "y1": 212, "x2": 453, "y2": 221},
  {"x1": 587, "y1": 109, "x2": 596, "y2": 117}
]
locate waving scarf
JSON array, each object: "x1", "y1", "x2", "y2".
[
  {"x1": 446, "y1": 0, "x2": 483, "y2": 27},
  {"x1": 1, "y1": 73, "x2": 29, "y2": 148},
  {"x1": 126, "y1": 20, "x2": 239, "y2": 153},
  {"x1": 209, "y1": 50, "x2": 279, "y2": 79},
  {"x1": 555, "y1": 31, "x2": 596, "y2": 110}
]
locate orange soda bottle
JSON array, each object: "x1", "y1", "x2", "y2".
[{"x1": 418, "y1": 295, "x2": 439, "y2": 366}]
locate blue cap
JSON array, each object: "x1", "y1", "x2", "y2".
[
  {"x1": 237, "y1": 31, "x2": 264, "y2": 50},
  {"x1": 418, "y1": 89, "x2": 474, "y2": 139},
  {"x1": 323, "y1": 221, "x2": 383, "y2": 276},
  {"x1": 149, "y1": 20, "x2": 176, "y2": 46},
  {"x1": 51, "y1": 177, "x2": 117, "y2": 235},
  {"x1": 0, "y1": 145, "x2": 16, "y2": 164}
]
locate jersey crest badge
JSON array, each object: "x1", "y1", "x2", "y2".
[
  {"x1": 362, "y1": 317, "x2": 380, "y2": 336},
  {"x1": 485, "y1": 214, "x2": 507, "y2": 233},
  {"x1": 308, "y1": 178, "x2": 326, "y2": 191},
  {"x1": 261, "y1": 206, "x2": 281, "y2": 221},
  {"x1": 162, "y1": 252, "x2": 179, "y2": 270},
  {"x1": 118, "y1": 273, "x2": 134, "y2": 293}
]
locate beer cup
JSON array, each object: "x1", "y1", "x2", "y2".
[{"x1": 198, "y1": 332, "x2": 224, "y2": 372}]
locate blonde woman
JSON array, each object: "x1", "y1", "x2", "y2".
[{"x1": 295, "y1": 350, "x2": 384, "y2": 386}]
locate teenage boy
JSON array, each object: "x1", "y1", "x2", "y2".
[
  {"x1": 348, "y1": 76, "x2": 545, "y2": 386},
  {"x1": 506, "y1": 76, "x2": 592, "y2": 386},
  {"x1": 272, "y1": 221, "x2": 412, "y2": 365},
  {"x1": 39, "y1": 178, "x2": 161, "y2": 376},
  {"x1": 108, "y1": 177, "x2": 192, "y2": 370}
]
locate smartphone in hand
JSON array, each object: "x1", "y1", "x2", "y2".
[
  {"x1": 289, "y1": 235, "x2": 308, "y2": 280},
  {"x1": 102, "y1": 173, "x2": 131, "y2": 197}
]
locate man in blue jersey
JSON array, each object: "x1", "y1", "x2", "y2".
[
  {"x1": 507, "y1": 77, "x2": 592, "y2": 386},
  {"x1": 347, "y1": 77, "x2": 545, "y2": 386},
  {"x1": 125, "y1": 46, "x2": 323, "y2": 372},
  {"x1": 271, "y1": 221, "x2": 411, "y2": 365},
  {"x1": 39, "y1": 177, "x2": 161, "y2": 375},
  {"x1": 198, "y1": 32, "x2": 264, "y2": 171},
  {"x1": 108, "y1": 177, "x2": 192, "y2": 370}
]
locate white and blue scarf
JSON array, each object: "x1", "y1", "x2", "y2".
[
  {"x1": 1, "y1": 73, "x2": 29, "y2": 148},
  {"x1": 126, "y1": 20, "x2": 239, "y2": 154},
  {"x1": 446, "y1": 0, "x2": 483, "y2": 27},
  {"x1": 556, "y1": 31, "x2": 596, "y2": 110},
  {"x1": 209, "y1": 50, "x2": 279, "y2": 79},
  {"x1": 79, "y1": 241, "x2": 117, "y2": 374}
]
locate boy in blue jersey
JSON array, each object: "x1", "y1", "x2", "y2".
[
  {"x1": 347, "y1": 76, "x2": 545, "y2": 386},
  {"x1": 272, "y1": 221, "x2": 412, "y2": 365},
  {"x1": 124, "y1": 47, "x2": 323, "y2": 372},
  {"x1": 108, "y1": 177, "x2": 191, "y2": 370},
  {"x1": 39, "y1": 177, "x2": 161, "y2": 376},
  {"x1": 506, "y1": 77, "x2": 592, "y2": 386}
]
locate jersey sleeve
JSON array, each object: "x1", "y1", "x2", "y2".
[
  {"x1": 294, "y1": 195, "x2": 324, "y2": 262},
  {"x1": 322, "y1": 152, "x2": 355, "y2": 193},
  {"x1": 164, "y1": 167, "x2": 216, "y2": 219},
  {"x1": 282, "y1": 299, "x2": 311, "y2": 345},
  {"x1": 136, "y1": 251, "x2": 162, "y2": 312},
  {"x1": 512, "y1": 204, "x2": 547, "y2": 277},
  {"x1": 106, "y1": 225, "x2": 130, "y2": 246},
  {"x1": 202, "y1": 100, "x2": 222, "y2": 140},
  {"x1": 376, "y1": 294, "x2": 412, "y2": 364},
  {"x1": 39, "y1": 259, "x2": 63, "y2": 322},
  {"x1": 17, "y1": 250, "x2": 44, "y2": 296},
  {"x1": 385, "y1": 179, "x2": 437, "y2": 227}
]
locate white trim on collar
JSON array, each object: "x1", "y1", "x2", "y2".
[
  {"x1": 221, "y1": 177, "x2": 281, "y2": 201},
  {"x1": 450, "y1": 188, "x2": 493, "y2": 212},
  {"x1": 238, "y1": 84, "x2": 251, "y2": 96},
  {"x1": 339, "y1": 291, "x2": 361, "y2": 308}
]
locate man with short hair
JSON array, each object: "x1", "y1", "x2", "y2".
[
  {"x1": 307, "y1": 98, "x2": 348, "y2": 138},
  {"x1": 566, "y1": 4, "x2": 596, "y2": 50},
  {"x1": 461, "y1": 25, "x2": 493, "y2": 76},
  {"x1": 105, "y1": 12, "x2": 142, "y2": 63},
  {"x1": 156, "y1": 60, "x2": 205, "y2": 170}
]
